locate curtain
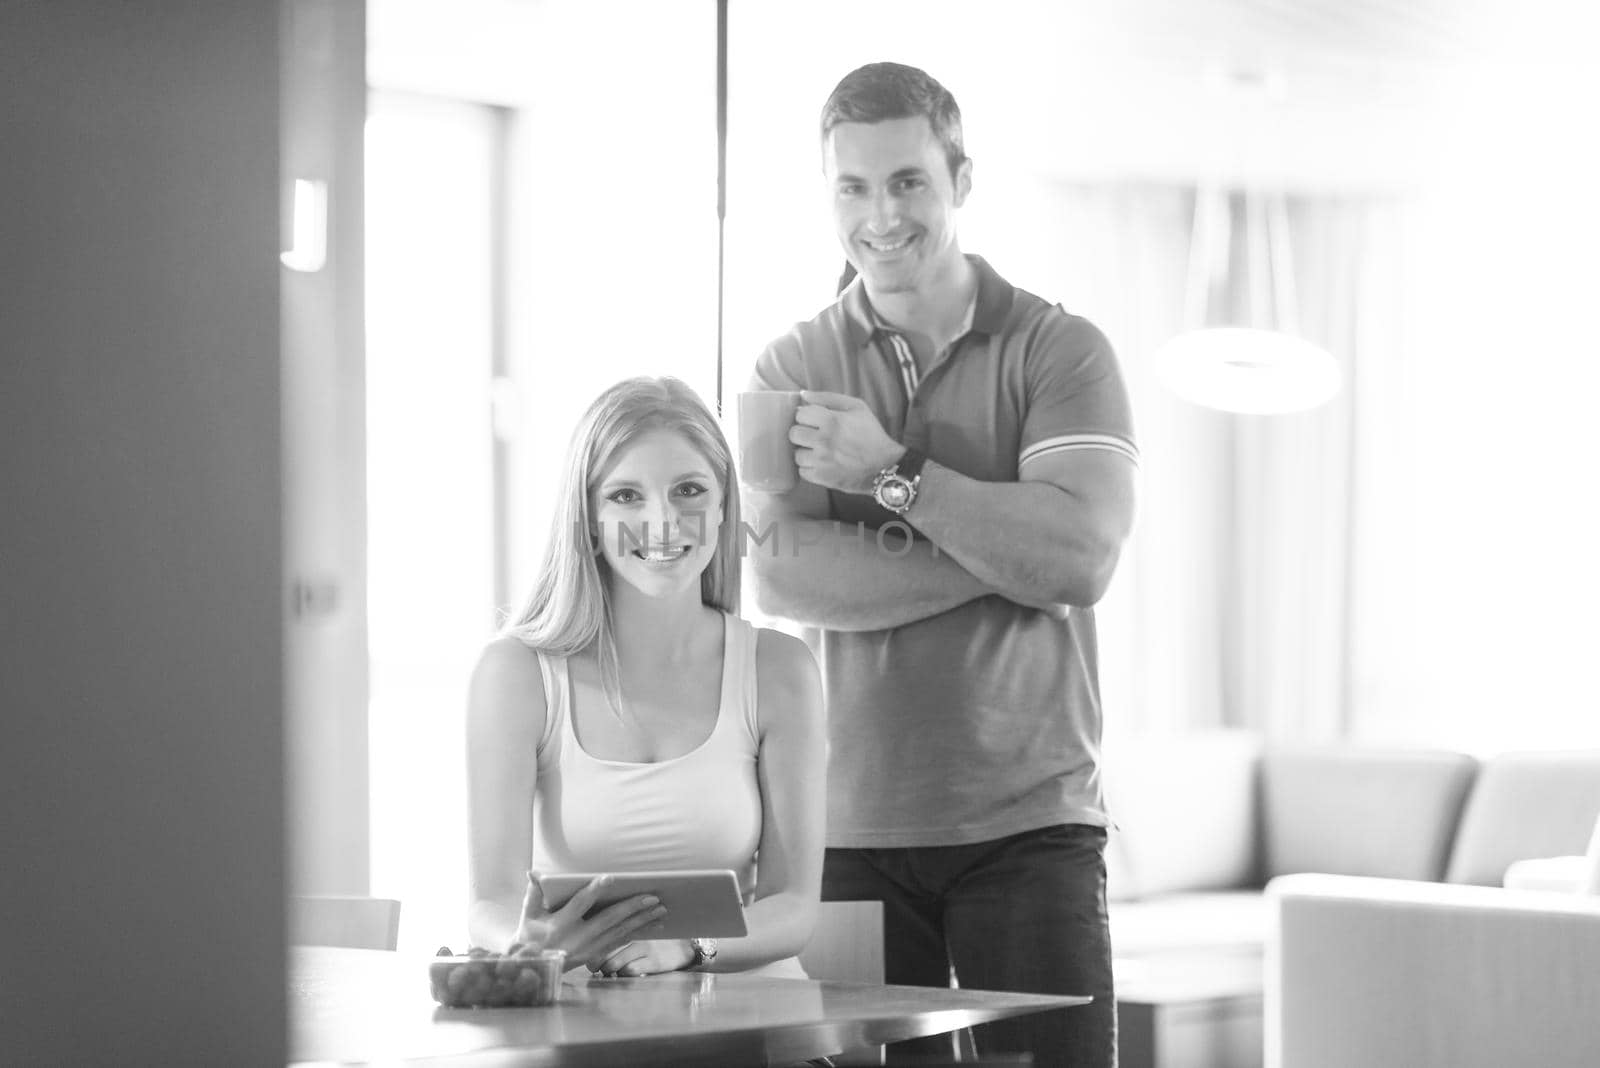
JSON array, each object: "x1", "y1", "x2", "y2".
[
  {"x1": 996, "y1": 184, "x2": 1407, "y2": 741},
  {"x1": 1228, "y1": 195, "x2": 1409, "y2": 741}
]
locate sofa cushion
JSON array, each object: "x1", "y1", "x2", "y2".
[
  {"x1": 1445, "y1": 749, "x2": 1600, "y2": 886},
  {"x1": 1502, "y1": 856, "x2": 1588, "y2": 893},
  {"x1": 1109, "y1": 890, "x2": 1268, "y2": 957},
  {"x1": 1102, "y1": 730, "x2": 1263, "y2": 899},
  {"x1": 1260, "y1": 745, "x2": 1477, "y2": 882}
]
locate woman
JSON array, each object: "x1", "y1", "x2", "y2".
[{"x1": 466, "y1": 376, "x2": 825, "y2": 978}]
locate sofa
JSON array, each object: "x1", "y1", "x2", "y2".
[
  {"x1": 1100, "y1": 732, "x2": 1600, "y2": 1068},
  {"x1": 1268, "y1": 872, "x2": 1600, "y2": 1068}
]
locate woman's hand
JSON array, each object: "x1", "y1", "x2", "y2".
[
  {"x1": 594, "y1": 938, "x2": 696, "y2": 978},
  {"x1": 518, "y1": 872, "x2": 668, "y2": 972}
]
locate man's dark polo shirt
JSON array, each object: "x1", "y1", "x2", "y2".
[{"x1": 751, "y1": 255, "x2": 1138, "y2": 847}]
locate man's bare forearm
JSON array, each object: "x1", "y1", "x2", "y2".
[
  {"x1": 748, "y1": 516, "x2": 990, "y2": 631},
  {"x1": 906, "y1": 461, "x2": 1127, "y2": 608}
]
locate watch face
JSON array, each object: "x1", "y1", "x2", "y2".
[{"x1": 878, "y1": 478, "x2": 911, "y2": 510}]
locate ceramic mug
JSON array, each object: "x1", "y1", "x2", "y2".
[{"x1": 736, "y1": 390, "x2": 802, "y2": 493}]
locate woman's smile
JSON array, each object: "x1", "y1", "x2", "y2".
[{"x1": 632, "y1": 544, "x2": 692, "y2": 564}]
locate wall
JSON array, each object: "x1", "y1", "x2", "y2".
[{"x1": 0, "y1": 3, "x2": 286, "y2": 1062}]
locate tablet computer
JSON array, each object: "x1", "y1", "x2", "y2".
[{"x1": 537, "y1": 869, "x2": 748, "y2": 939}]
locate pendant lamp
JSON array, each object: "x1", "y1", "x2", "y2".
[{"x1": 1154, "y1": 184, "x2": 1340, "y2": 415}]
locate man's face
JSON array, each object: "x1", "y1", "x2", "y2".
[{"x1": 824, "y1": 114, "x2": 971, "y2": 297}]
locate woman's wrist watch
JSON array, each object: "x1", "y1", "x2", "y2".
[
  {"x1": 687, "y1": 937, "x2": 718, "y2": 970},
  {"x1": 871, "y1": 446, "x2": 927, "y2": 516}
]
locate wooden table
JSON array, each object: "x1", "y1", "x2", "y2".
[{"x1": 291, "y1": 947, "x2": 1090, "y2": 1066}]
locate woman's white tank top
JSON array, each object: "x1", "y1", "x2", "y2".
[
  {"x1": 528, "y1": 614, "x2": 806, "y2": 978},
  {"x1": 530, "y1": 612, "x2": 763, "y2": 895}
]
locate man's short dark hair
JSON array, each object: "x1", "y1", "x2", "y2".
[{"x1": 819, "y1": 62, "x2": 967, "y2": 181}]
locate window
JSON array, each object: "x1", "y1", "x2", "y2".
[
  {"x1": 366, "y1": 92, "x2": 498, "y2": 951},
  {"x1": 365, "y1": 3, "x2": 717, "y2": 950}
]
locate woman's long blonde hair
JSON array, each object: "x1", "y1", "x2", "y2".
[{"x1": 502, "y1": 376, "x2": 742, "y2": 709}]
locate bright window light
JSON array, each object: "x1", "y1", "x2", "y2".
[
  {"x1": 365, "y1": 94, "x2": 497, "y2": 953},
  {"x1": 281, "y1": 178, "x2": 328, "y2": 272}
]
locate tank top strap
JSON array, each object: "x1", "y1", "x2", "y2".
[
  {"x1": 720, "y1": 613, "x2": 761, "y2": 744},
  {"x1": 533, "y1": 647, "x2": 566, "y2": 759}
]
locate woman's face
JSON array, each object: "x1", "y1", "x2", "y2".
[{"x1": 590, "y1": 428, "x2": 724, "y2": 600}]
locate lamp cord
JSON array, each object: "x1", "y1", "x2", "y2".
[{"x1": 714, "y1": 0, "x2": 727, "y2": 418}]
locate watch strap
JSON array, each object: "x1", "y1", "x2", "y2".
[
  {"x1": 688, "y1": 937, "x2": 717, "y2": 969},
  {"x1": 895, "y1": 445, "x2": 927, "y2": 482}
]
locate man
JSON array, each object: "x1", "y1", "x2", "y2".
[{"x1": 745, "y1": 62, "x2": 1137, "y2": 1065}]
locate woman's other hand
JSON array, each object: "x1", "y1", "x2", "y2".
[
  {"x1": 594, "y1": 938, "x2": 696, "y2": 977},
  {"x1": 519, "y1": 871, "x2": 668, "y2": 971}
]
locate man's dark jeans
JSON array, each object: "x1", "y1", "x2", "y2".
[{"x1": 822, "y1": 823, "x2": 1115, "y2": 1067}]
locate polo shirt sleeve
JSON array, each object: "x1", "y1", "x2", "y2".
[
  {"x1": 748, "y1": 331, "x2": 808, "y2": 392},
  {"x1": 1017, "y1": 311, "x2": 1139, "y2": 472}
]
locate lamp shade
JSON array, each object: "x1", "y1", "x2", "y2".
[{"x1": 1153, "y1": 326, "x2": 1340, "y2": 415}]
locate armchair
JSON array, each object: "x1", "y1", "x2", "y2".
[{"x1": 1266, "y1": 874, "x2": 1600, "y2": 1068}]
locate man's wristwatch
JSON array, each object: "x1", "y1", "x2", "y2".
[
  {"x1": 687, "y1": 937, "x2": 718, "y2": 970},
  {"x1": 871, "y1": 446, "x2": 927, "y2": 516}
]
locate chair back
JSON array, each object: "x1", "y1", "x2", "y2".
[
  {"x1": 290, "y1": 895, "x2": 402, "y2": 950},
  {"x1": 799, "y1": 900, "x2": 884, "y2": 983}
]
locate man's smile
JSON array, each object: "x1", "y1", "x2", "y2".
[{"x1": 862, "y1": 233, "x2": 917, "y2": 255}]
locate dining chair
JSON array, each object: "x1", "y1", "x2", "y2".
[
  {"x1": 799, "y1": 900, "x2": 884, "y2": 984},
  {"x1": 290, "y1": 894, "x2": 402, "y2": 951},
  {"x1": 799, "y1": 902, "x2": 891, "y2": 1066}
]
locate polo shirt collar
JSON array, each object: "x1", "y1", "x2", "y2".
[
  {"x1": 968, "y1": 255, "x2": 1013, "y2": 335},
  {"x1": 839, "y1": 254, "x2": 1015, "y2": 352}
]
